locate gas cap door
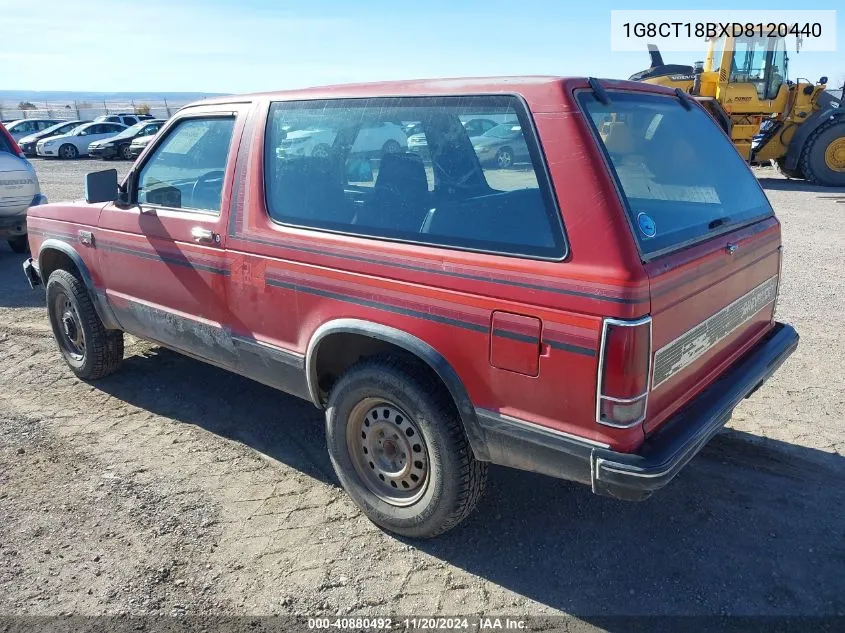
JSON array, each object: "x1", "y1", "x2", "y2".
[{"x1": 489, "y1": 311, "x2": 542, "y2": 377}]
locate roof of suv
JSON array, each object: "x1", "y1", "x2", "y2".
[{"x1": 195, "y1": 76, "x2": 678, "y2": 112}]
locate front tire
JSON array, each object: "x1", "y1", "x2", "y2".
[
  {"x1": 7, "y1": 235, "x2": 29, "y2": 254},
  {"x1": 46, "y1": 269, "x2": 124, "y2": 380},
  {"x1": 799, "y1": 120, "x2": 845, "y2": 187},
  {"x1": 495, "y1": 147, "x2": 514, "y2": 169},
  {"x1": 58, "y1": 144, "x2": 78, "y2": 160},
  {"x1": 326, "y1": 357, "x2": 487, "y2": 538}
]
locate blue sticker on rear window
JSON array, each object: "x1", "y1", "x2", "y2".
[{"x1": 637, "y1": 212, "x2": 656, "y2": 238}]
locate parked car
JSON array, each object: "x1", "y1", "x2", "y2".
[
  {"x1": 0, "y1": 123, "x2": 46, "y2": 252},
  {"x1": 36, "y1": 122, "x2": 127, "y2": 159},
  {"x1": 93, "y1": 113, "x2": 152, "y2": 126},
  {"x1": 88, "y1": 120, "x2": 166, "y2": 160},
  {"x1": 127, "y1": 133, "x2": 156, "y2": 159},
  {"x1": 23, "y1": 78, "x2": 798, "y2": 538},
  {"x1": 277, "y1": 121, "x2": 407, "y2": 159},
  {"x1": 462, "y1": 117, "x2": 498, "y2": 138},
  {"x1": 3, "y1": 118, "x2": 62, "y2": 142},
  {"x1": 471, "y1": 121, "x2": 531, "y2": 168},
  {"x1": 17, "y1": 120, "x2": 91, "y2": 157},
  {"x1": 407, "y1": 117, "x2": 498, "y2": 157}
]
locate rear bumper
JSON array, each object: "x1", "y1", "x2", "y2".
[
  {"x1": 0, "y1": 213, "x2": 28, "y2": 237},
  {"x1": 473, "y1": 322, "x2": 799, "y2": 501}
]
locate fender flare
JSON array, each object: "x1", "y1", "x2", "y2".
[
  {"x1": 784, "y1": 107, "x2": 845, "y2": 170},
  {"x1": 305, "y1": 318, "x2": 489, "y2": 461},
  {"x1": 37, "y1": 238, "x2": 122, "y2": 330}
]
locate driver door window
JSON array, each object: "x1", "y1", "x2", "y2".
[{"x1": 137, "y1": 117, "x2": 235, "y2": 213}]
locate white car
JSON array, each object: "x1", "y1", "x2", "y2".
[
  {"x1": 4, "y1": 118, "x2": 62, "y2": 141},
  {"x1": 278, "y1": 122, "x2": 407, "y2": 158},
  {"x1": 36, "y1": 121, "x2": 127, "y2": 159},
  {"x1": 0, "y1": 124, "x2": 46, "y2": 252}
]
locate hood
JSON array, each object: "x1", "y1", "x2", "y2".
[
  {"x1": 39, "y1": 132, "x2": 72, "y2": 144},
  {"x1": 472, "y1": 134, "x2": 510, "y2": 148},
  {"x1": 18, "y1": 131, "x2": 49, "y2": 144},
  {"x1": 131, "y1": 134, "x2": 155, "y2": 146}
]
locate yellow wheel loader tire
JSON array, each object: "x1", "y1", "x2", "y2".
[{"x1": 800, "y1": 119, "x2": 845, "y2": 187}]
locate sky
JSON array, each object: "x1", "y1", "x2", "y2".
[{"x1": 1, "y1": 0, "x2": 842, "y2": 94}]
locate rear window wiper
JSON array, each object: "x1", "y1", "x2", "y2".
[
  {"x1": 708, "y1": 216, "x2": 731, "y2": 229},
  {"x1": 588, "y1": 77, "x2": 610, "y2": 105}
]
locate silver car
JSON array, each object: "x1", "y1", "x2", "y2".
[{"x1": 0, "y1": 124, "x2": 46, "y2": 252}]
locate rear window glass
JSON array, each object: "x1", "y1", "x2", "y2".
[
  {"x1": 578, "y1": 91, "x2": 773, "y2": 257},
  {"x1": 264, "y1": 96, "x2": 564, "y2": 259}
]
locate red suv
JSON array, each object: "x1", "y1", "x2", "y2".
[{"x1": 23, "y1": 77, "x2": 798, "y2": 537}]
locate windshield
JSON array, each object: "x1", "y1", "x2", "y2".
[
  {"x1": 43, "y1": 121, "x2": 84, "y2": 136},
  {"x1": 578, "y1": 91, "x2": 773, "y2": 258},
  {"x1": 483, "y1": 123, "x2": 521, "y2": 139},
  {"x1": 114, "y1": 122, "x2": 147, "y2": 138}
]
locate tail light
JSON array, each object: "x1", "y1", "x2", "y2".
[{"x1": 596, "y1": 316, "x2": 652, "y2": 428}]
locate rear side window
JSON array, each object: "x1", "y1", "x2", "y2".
[
  {"x1": 578, "y1": 91, "x2": 773, "y2": 258},
  {"x1": 264, "y1": 96, "x2": 564, "y2": 258}
]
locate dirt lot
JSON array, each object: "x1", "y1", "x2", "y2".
[{"x1": 1, "y1": 159, "x2": 844, "y2": 624}]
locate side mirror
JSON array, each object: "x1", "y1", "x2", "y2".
[{"x1": 85, "y1": 169, "x2": 118, "y2": 204}]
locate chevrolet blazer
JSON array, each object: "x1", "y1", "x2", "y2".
[{"x1": 23, "y1": 77, "x2": 799, "y2": 537}]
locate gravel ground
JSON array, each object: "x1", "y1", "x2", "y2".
[{"x1": 0, "y1": 158, "x2": 844, "y2": 624}]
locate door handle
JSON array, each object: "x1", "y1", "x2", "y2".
[{"x1": 191, "y1": 227, "x2": 219, "y2": 244}]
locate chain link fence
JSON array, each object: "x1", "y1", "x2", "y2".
[{"x1": 0, "y1": 99, "x2": 192, "y2": 123}]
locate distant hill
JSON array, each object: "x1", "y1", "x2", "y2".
[{"x1": 0, "y1": 90, "x2": 227, "y2": 105}]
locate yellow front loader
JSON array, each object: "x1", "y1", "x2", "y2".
[{"x1": 629, "y1": 34, "x2": 845, "y2": 186}]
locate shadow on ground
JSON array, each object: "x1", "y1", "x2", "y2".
[
  {"x1": 0, "y1": 246, "x2": 43, "y2": 308},
  {"x1": 93, "y1": 345, "x2": 845, "y2": 620},
  {"x1": 758, "y1": 177, "x2": 845, "y2": 194}
]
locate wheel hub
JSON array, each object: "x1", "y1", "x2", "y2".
[
  {"x1": 61, "y1": 314, "x2": 77, "y2": 340},
  {"x1": 347, "y1": 400, "x2": 429, "y2": 506},
  {"x1": 824, "y1": 138, "x2": 845, "y2": 172},
  {"x1": 54, "y1": 294, "x2": 85, "y2": 360}
]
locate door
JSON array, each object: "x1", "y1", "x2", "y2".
[
  {"x1": 96, "y1": 105, "x2": 244, "y2": 366},
  {"x1": 579, "y1": 88, "x2": 780, "y2": 435},
  {"x1": 80, "y1": 123, "x2": 126, "y2": 154}
]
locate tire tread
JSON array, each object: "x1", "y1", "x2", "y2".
[
  {"x1": 329, "y1": 355, "x2": 487, "y2": 537},
  {"x1": 799, "y1": 118, "x2": 845, "y2": 186},
  {"x1": 48, "y1": 269, "x2": 123, "y2": 380}
]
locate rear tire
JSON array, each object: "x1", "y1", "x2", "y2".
[
  {"x1": 120, "y1": 144, "x2": 133, "y2": 160},
  {"x1": 46, "y1": 269, "x2": 123, "y2": 380},
  {"x1": 799, "y1": 119, "x2": 845, "y2": 187},
  {"x1": 58, "y1": 144, "x2": 78, "y2": 160},
  {"x1": 7, "y1": 235, "x2": 29, "y2": 254},
  {"x1": 325, "y1": 356, "x2": 487, "y2": 538}
]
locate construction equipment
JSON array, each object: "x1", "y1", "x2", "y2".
[{"x1": 629, "y1": 34, "x2": 845, "y2": 186}]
